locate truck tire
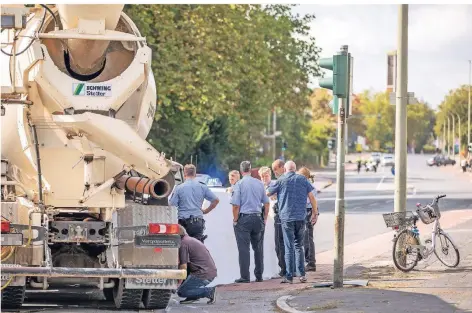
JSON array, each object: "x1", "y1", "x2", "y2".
[
  {"x1": 142, "y1": 289, "x2": 172, "y2": 309},
  {"x1": 1, "y1": 285, "x2": 25, "y2": 309},
  {"x1": 113, "y1": 279, "x2": 143, "y2": 309}
]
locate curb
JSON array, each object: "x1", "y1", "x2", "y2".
[{"x1": 276, "y1": 295, "x2": 302, "y2": 313}]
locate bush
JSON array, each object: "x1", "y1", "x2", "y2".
[{"x1": 422, "y1": 144, "x2": 436, "y2": 154}]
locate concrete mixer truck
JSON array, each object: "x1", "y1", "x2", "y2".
[{"x1": 1, "y1": 4, "x2": 186, "y2": 309}]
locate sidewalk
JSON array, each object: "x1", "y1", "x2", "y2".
[
  {"x1": 219, "y1": 209, "x2": 472, "y2": 294},
  {"x1": 275, "y1": 215, "x2": 472, "y2": 313}
]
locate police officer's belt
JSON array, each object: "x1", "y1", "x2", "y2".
[
  {"x1": 239, "y1": 213, "x2": 261, "y2": 217},
  {"x1": 179, "y1": 216, "x2": 204, "y2": 223}
]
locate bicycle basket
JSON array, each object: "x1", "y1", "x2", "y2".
[
  {"x1": 382, "y1": 211, "x2": 415, "y2": 228},
  {"x1": 416, "y1": 205, "x2": 437, "y2": 224}
]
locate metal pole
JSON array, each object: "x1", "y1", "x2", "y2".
[
  {"x1": 333, "y1": 45, "x2": 348, "y2": 289},
  {"x1": 447, "y1": 116, "x2": 451, "y2": 157},
  {"x1": 452, "y1": 114, "x2": 455, "y2": 161},
  {"x1": 468, "y1": 60, "x2": 471, "y2": 153},
  {"x1": 333, "y1": 97, "x2": 346, "y2": 289},
  {"x1": 443, "y1": 122, "x2": 446, "y2": 154},
  {"x1": 394, "y1": 4, "x2": 408, "y2": 213},
  {"x1": 267, "y1": 111, "x2": 271, "y2": 157},
  {"x1": 272, "y1": 108, "x2": 277, "y2": 160},
  {"x1": 457, "y1": 114, "x2": 461, "y2": 163}
]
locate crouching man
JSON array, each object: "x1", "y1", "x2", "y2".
[{"x1": 177, "y1": 225, "x2": 217, "y2": 305}]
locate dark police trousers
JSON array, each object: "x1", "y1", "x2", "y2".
[
  {"x1": 234, "y1": 213, "x2": 265, "y2": 280},
  {"x1": 274, "y1": 213, "x2": 286, "y2": 273},
  {"x1": 179, "y1": 217, "x2": 206, "y2": 243},
  {"x1": 304, "y1": 208, "x2": 316, "y2": 266}
]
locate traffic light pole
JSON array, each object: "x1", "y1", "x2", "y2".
[
  {"x1": 333, "y1": 95, "x2": 346, "y2": 288},
  {"x1": 394, "y1": 4, "x2": 408, "y2": 213}
]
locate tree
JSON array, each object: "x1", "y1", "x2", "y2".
[
  {"x1": 434, "y1": 85, "x2": 471, "y2": 152},
  {"x1": 124, "y1": 5, "x2": 322, "y2": 181}
]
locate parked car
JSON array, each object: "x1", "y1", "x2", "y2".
[
  {"x1": 427, "y1": 155, "x2": 443, "y2": 166},
  {"x1": 442, "y1": 156, "x2": 456, "y2": 166},
  {"x1": 195, "y1": 174, "x2": 223, "y2": 187},
  {"x1": 381, "y1": 154, "x2": 395, "y2": 167},
  {"x1": 370, "y1": 152, "x2": 382, "y2": 164}
]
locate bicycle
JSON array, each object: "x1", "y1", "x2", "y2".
[{"x1": 382, "y1": 195, "x2": 460, "y2": 272}]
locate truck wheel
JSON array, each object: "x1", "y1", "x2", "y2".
[
  {"x1": 143, "y1": 289, "x2": 172, "y2": 309},
  {"x1": 1, "y1": 285, "x2": 25, "y2": 309},
  {"x1": 113, "y1": 279, "x2": 143, "y2": 309}
]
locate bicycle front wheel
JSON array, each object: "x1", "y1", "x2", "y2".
[
  {"x1": 392, "y1": 229, "x2": 419, "y2": 272},
  {"x1": 434, "y1": 231, "x2": 460, "y2": 268}
]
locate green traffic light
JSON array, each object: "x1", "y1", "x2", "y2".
[{"x1": 319, "y1": 57, "x2": 334, "y2": 70}]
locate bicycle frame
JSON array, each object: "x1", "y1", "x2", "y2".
[{"x1": 409, "y1": 218, "x2": 453, "y2": 259}]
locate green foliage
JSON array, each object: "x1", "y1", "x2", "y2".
[
  {"x1": 124, "y1": 4, "x2": 322, "y2": 180},
  {"x1": 422, "y1": 144, "x2": 437, "y2": 154},
  {"x1": 434, "y1": 85, "x2": 471, "y2": 151},
  {"x1": 357, "y1": 91, "x2": 435, "y2": 152}
]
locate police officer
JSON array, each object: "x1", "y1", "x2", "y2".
[
  {"x1": 169, "y1": 164, "x2": 220, "y2": 243},
  {"x1": 231, "y1": 161, "x2": 270, "y2": 283}
]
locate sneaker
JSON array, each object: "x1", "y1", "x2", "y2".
[
  {"x1": 305, "y1": 264, "x2": 316, "y2": 272},
  {"x1": 281, "y1": 278, "x2": 293, "y2": 284},
  {"x1": 278, "y1": 270, "x2": 285, "y2": 277},
  {"x1": 234, "y1": 278, "x2": 250, "y2": 283},
  {"x1": 255, "y1": 277, "x2": 263, "y2": 282},
  {"x1": 180, "y1": 298, "x2": 198, "y2": 304},
  {"x1": 299, "y1": 276, "x2": 307, "y2": 283},
  {"x1": 207, "y1": 287, "x2": 216, "y2": 304}
]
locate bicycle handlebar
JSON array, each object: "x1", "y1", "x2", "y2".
[{"x1": 436, "y1": 194, "x2": 446, "y2": 199}]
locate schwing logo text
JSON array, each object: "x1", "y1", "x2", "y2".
[{"x1": 72, "y1": 83, "x2": 112, "y2": 97}]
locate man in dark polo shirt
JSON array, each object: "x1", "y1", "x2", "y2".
[{"x1": 177, "y1": 225, "x2": 217, "y2": 304}]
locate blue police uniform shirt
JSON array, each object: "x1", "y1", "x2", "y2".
[
  {"x1": 306, "y1": 182, "x2": 317, "y2": 209},
  {"x1": 230, "y1": 175, "x2": 269, "y2": 214},
  {"x1": 169, "y1": 178, "x2": 218, "y2": 219},
  {"x1": 267, "y1": 172, "x2": 314, "y2": 222}
]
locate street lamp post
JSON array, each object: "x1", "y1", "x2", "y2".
[
  {"x1": 447, "y1": 116, "x2": 451, "y2": 157},
  {"x1": 468, "y1": 60, "x2": 471, "y2": 149},
  {"x1": 455, "y1": 113, "x2": 461, "y2": 163},
  {"x1": 451, "y1": 114, "x2": 455, "y2": 161},
  {"x1": 394, "y1": 4, "x2": 408, "y2": 214},
  {"x1": 443, "y1": 121, "x2": 446, "y2": 154}
]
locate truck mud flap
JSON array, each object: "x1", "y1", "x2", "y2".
[{"x1": 0, "y1": 265, "x2": 187, "y2": 280}]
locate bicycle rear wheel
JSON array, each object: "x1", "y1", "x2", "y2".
[
  {"x1": 392, "y1": 229, "x2": 419, "y2": 272},
  {"x1": 434, "y1": 231, "x2": 460, "y2": 268}
]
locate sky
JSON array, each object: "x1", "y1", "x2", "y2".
[{"x1": 292, "y1": 4, "x2": 472, "y2": 109}]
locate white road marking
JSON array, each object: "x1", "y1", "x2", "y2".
[
  {"x1": 368, "y1": 203, "x2": 376, "y2": 207},
  {"x1": 376, "y1": 176, "x2": 386, "y2": 190}
]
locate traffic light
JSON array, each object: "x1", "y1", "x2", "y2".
[
  {"x1": 328, "y1": 139, "x2": 335, "y2": 150},
  {"x1": 319, "y1": 49, "x2": 353, "y2": 115},
  {"x1": 282, "y1": 141, "x2": 288, "y2": 151}
]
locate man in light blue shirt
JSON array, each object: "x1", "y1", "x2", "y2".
[
  {"x1": 231, "y1": 161, "x2": 270, "y2": 283},
  {"x1": 170, "y1": 164, "x2": 219, "y2": 243}
]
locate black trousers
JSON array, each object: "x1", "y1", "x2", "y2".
[
  {"x1": 179, "y1": 217, "x2": 205, "y2": 243},
  {"x1": 234, "y1": 214, "x2": 265, "y2": 281},
  {"x1": 304, "y1": 209, "x2": 316, "y2": 266},
  {"x1": 274, "y1": 213, "x2": 286, "y2": 274}
]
